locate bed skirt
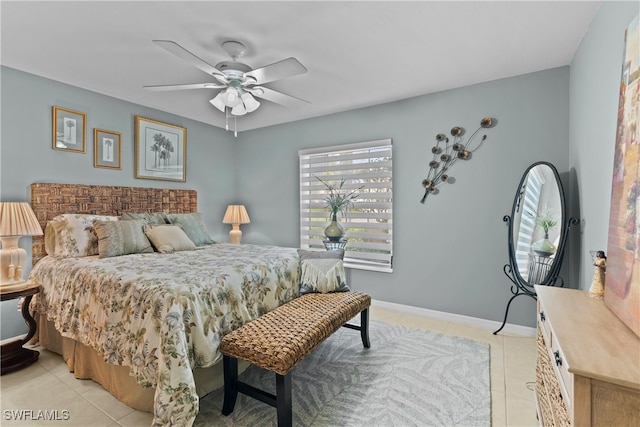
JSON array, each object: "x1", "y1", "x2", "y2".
[{"x1": 36, "y1": 314, "x2": 241, "y2": 414}]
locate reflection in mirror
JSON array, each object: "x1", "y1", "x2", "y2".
[
  {"x1": 511, "y1": 164, "x2": 562, "y2": 284},
  {"x1": 493, "y1": 161, "x2": 578, "y2": 335}
]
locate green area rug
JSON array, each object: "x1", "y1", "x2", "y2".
[{"x1": 194, "y1": 320, "x2": 490, "y2": 426}]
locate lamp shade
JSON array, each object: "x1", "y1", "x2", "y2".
[
  {"x1": 0, "y1": 202, "x2": 43, "y2": 237},
  {"x1": 231, "y1": 102, "x2": 247, "y2": 116},
  {"x1": 241, "y1": 92, "x2": 260, "y2": 113},
  {"x1": 0, "y1": 202, "x2": 42, "y2": 289},
  {"x1": 210, "y1": 94, "x2": 226, "y2": 112},
  {"x1": 221, "y1": 88, "x2": 241, "y2": 107},
  {"x1": 222, "y1": 205, "x2": 250, "y2": 225}
]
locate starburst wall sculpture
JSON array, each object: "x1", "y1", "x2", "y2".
[{"x1": 420, "y1": 117, "x2": 496, "y2": 203}]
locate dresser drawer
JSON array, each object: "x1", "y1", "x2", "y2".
[
  {"x1": 549, "y1": 331, "x2": 572, "y2": 410},
  {"x1": 539, "y1": 297, "x2": 573, "y2": 412},
  {"x1": 537, "y1": 301, "x2": 552, "y2": 345}
]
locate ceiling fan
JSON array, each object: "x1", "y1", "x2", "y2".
[{"x1": 144, "y1": 40, "x2": 309, "y2": 125}]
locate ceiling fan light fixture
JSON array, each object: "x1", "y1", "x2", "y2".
[
  {"x1": 241, "y1": 92, "x2": 260, "y2": 113},
  {"x1": 209, "y1": 93, "x2": 226, "y2": 112},
  {"x1": 221, "y1": 87, "x2": 241, "y2": 107},
  {"x1": 231, "y1": 102, "x2": 247, "y2": 116}
]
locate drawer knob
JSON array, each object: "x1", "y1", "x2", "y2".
[
  {"x1": 540, "y1": 311, "x2": 546, "y2": 322},
  {"x1": 554, "y1": 350, "x2": 563, "y2": 366}
]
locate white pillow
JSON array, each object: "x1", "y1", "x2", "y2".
[
  {"x1": 45, "y1": 214, "x2": 118, "y2": 257},
  {"x1": 144, "y1": 224, "x2": 196, "y2": 253}
]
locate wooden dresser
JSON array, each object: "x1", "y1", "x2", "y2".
[{"x1": 534, "y1": 285, "x2": 640, "y2": 426}]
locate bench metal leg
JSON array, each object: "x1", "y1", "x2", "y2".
[
  {"x1": 222, "y1": 355, "x2": 238, "y2": 416},
  {"x1": 276, "y1": 373, "x2": 292, "y2": 427},
  {"x1": 342, "y1": 307, "x2": 371, "y2": 348},
  {"x1": 361, "y1": 308, "x2": 370, "y2": 348},
  {"x1": 222, "y1": 354, "x2": 292, "y2": 426}
]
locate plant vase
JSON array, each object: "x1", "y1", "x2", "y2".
[
  {"x1": 324, "y1": 212, "x2": 345, "y2": 242},
  {"x1": 532, "y1": 232, "x2": 556, "y2": 257}
]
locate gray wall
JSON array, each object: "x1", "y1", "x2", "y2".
[
  {"x1": 0, "y1": 67, "x2": 236, "y2": 339},
  {"x1": 569, "y1": 1, "x2": 640, "y2": 290},
  {"x1": 237, "y1": 67, "x2": 571, "y2": 328}
]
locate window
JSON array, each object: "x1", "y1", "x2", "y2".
[
  {"x1": 299, "y1": 139, "x2": 393, "y2": 272},
  {"x1": 515, "y1": 167, "x2": 544, "y2": 278}
]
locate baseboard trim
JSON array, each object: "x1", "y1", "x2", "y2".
[
  {"x1": 0, "y1": 333, "x2": 28, "y2": 346},
  {"x1": 371, "y1": 299, "x2": 536, "y2": 337}
]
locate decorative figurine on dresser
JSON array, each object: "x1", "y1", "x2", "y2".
[{"x1": 588, "y1": 250, "x2": 606, "y2": 298}]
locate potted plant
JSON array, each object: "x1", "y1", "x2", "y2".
[
  {"x1": 532, "y1": 210, "x2": 559, "y2": 256},
  {"x1": 316, "y1": 176, "x2": 362, "y2": 241}
]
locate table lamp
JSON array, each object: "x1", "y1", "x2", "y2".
[
  {"x1": 222, "y1": 205, "x2": 250, "y2": 244},
  {"x1": 0, "y1": 202, "x2": 43, "y2": 291}
]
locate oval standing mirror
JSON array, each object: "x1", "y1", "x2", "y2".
[{"x1": 494, "y1": 161, "x2": 577, "y2": 334}]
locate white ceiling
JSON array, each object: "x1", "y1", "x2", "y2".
[{"x1": 0, "y1": 1, "x2": 601, "y2": 132}]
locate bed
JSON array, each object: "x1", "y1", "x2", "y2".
[{"x1": 27, "y1": 183, "x2": 301, "y2": 427}]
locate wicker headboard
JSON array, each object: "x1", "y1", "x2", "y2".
[{"x1": 30, "y1": 183, "x2": 198, "y2": 265}]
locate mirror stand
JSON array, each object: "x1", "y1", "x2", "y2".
[
  {"x1": 493, "y1": 161, "x2": 579, "y2": 335},
  {"x1": 493, "y1": 214, "x2": 579, "y2": 335}
]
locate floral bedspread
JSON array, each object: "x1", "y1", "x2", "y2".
[{"x1": 29, "y1": 244, "x2": 300, "y2": 427}]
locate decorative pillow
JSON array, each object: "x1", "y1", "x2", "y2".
[
  {"x1": 93, "y1": 219, "x2": 153, "y2": 258},
  {"x1": 46, "y1": 214, "x2": 118, "y2": 257},
  {"x1": 44, "y1": 221, "x2": 59, "y2": 256},
  {"x1": 120, "y1": 212, "x2": 168, "y2": 225},
  {"x1": 144, "y1": 224, "x2": 196, "y2": 253},
  {"x1": 166, "y1": 213, "x2": 215, "y2": 246},
  {"x1": 298, "y1": 249, "x2": 350, "y2": 294}
]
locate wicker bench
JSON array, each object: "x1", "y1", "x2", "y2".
[{"x1": 220, "y1": 291, "x2": 371, "y2": 427}]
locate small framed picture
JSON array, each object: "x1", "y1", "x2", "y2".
[
  {"x1": 94, "y1": 129, "x2": 122, "y2": 169},
  {"x1": 52, "y1": 106, "x2": 86, "y2": 153},
  {"x1": 134, "y1": 116, "x2": 186, "y2": 182}
]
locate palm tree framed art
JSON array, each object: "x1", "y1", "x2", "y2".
[
  {"x1": 134, "y1": 116, "x2": 186, "y2": 182},
  {"x1": 94, "y1": 128, "x2": 121, "y2": 169},
  {"x1": 52, "y1": 106, "x2": 86, "y2": 153}
]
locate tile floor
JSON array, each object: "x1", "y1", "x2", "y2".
[{"x1": 0, "y1": 305, "x2": 538, "y2": 426}]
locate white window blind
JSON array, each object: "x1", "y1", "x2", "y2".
[
  {"x1": 515, "y1": 168, "x2": 544, "y2": 279},
  {"x1": 299, "y1": 139, "x2": 393, "y2": 272}
]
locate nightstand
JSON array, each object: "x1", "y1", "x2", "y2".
[{"x1": 1, "y1": 283, "x2": 41, "y2": 375}]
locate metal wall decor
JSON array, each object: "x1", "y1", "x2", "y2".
[{"x1": 420, "y1": 117, "x2": 496, "y2": 203}]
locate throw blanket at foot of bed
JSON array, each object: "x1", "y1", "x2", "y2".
[{"x1": 220, "y1": 291, "x2": 371, "y2": 427}]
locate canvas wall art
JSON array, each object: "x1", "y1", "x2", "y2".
[{"x1": 606, "y1": 13, "x2": 640, "y2": 337}]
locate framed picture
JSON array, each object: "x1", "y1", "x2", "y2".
[
  {"x1": 94, "y1": 128, "x2": 121, "y2": 169},
  {"x1": 134, "y1": 116, "x2": 186, "y2": 182},
  {"x1": 52, "y1": 106, "x2": 86, "y2": 153}
]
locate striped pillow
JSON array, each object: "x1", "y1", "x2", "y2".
[{"x1": 93, "y1": 219, "x2": 153, "y2": 258}]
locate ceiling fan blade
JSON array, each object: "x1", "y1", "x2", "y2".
[
  {"x1": 153, "y1": 40, "x2": 228, "y2": 83},
  {"x1": 244, "y1": 57, "x2": 307, "y2": 85},
  {"x1": 144, "y1": 83, "x2": 226, "y2": 91},
  {"x1": 248, "y1": 86, "x2": 310, "y2": 107}
]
